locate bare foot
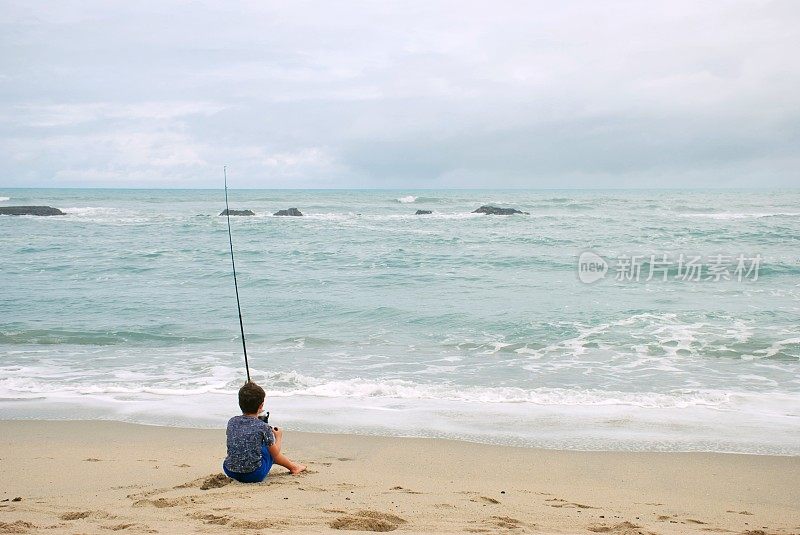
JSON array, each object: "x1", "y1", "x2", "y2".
[{"x1": 289, "y1": 463, "x2": 307, "y2": 475}]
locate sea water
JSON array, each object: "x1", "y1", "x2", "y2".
[{"x1": 1, "y1": 188, "x2": 798, "y2": 454}]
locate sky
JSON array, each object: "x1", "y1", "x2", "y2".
[{"x1": 1, "y1": 1, "x2": 799, "y2": 188}]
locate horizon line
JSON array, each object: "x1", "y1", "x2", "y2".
[{"x1": 2, "y1": 186, "x2": 800, "y2": 192}]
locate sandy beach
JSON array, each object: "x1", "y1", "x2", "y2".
[
  {"x1": 0, "y1": 421, "x2": 797, "y2": 534},
  {"x1": 4, "y1": 0, "x2": 800, "y2": 532}
]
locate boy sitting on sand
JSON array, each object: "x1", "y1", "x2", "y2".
[{"x1": 223, "y1": 382, "x2": 306, "y2": 482}]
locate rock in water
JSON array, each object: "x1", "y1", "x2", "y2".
[
  {"x1": 219, "y1": 209, "x2": 255, "y2": 216},
  {"x1": 472, "y1": 205, "x2": 529, "y2": 215},
  {"x1": 273, "y1": 208, "x2": 303, "y2": 216},
  {"x1": 0, "y1": 206, "x2": 64, "y2": 216},
  {"x1": 415, "y1": 210, "x2": 432, "y2": 215}
]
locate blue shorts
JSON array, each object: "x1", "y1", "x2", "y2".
[{"x1": 223, "y1": 445, "x2": 274, "y2": 483}]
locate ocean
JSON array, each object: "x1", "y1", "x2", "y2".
[{"x1": 1, "y1": 188, "x2": 798, "y2": 454}]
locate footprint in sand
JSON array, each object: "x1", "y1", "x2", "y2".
[
  {"x1": 328, "y1": 510, "x2": 407, "y2": 532},
  {"x1": 103, "y1": 523, "x2": 137, "y2": 531},
  {"x1": 60, "y1": 511, "x2": 92, "y2": 520},
  {"x1": 0, "y1": 520, "x2": 37, "y2": 533},
  {"x1": 190, "y1": 513, "x2": 284, "y2": 529},
  {"x1": 173, "y1": 473, "x2": 231, "y2": 491},
  {"x1": 488, "y1": 516, "x2": 523, "y2": 529},
  {"x1": 191, "y1": 513, "x2": 230, "y2": 525},
  {"x1": 229, "y1": 519, "x2": 285, "y2": 529},
  {"x1": 388, "y1": 486, "x2": 422, "y2": 495},
  {"x1": 187, "y1": 513, "x2": 286, "y2": 529},
  {"x1": 465, "y1": 516, "x2": 524, "y2": 533},
  {"x1": 59, "y1": 511, "x2": 113, "y2": 521},
  {"x1": 588, "y1": 521, "x2": 658, "y2": 535},
  {"x1": 546, "y1": 497, "x2": 597, "y2": 509},
  {"x1": 470, "y1": 496, "x2": 500, "y2": 504},
  {"x1": 133, "y1": 496, "x2": 197, "y2": 508},
  {"x1": 199, "y1": 474, "x2": 231, "y2": 490}
]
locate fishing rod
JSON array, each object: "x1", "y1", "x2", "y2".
[{"x1": 223, "y1": 166, "x2": 251, "y2": 382}]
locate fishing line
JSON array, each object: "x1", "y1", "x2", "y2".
[{"x1": 223, "y1": 166, "x2": 251, "y2": 382}]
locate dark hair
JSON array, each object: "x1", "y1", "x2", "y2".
[{"x1": 238, "y1": 382, "x2": 265, "y2": 414}]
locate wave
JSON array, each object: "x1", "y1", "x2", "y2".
[
  {"x1": 274, "y1": 336, "x2": 343, "y2": 348},
  {"x1": 262, "y1": 373, "x2": 739, "y2": 408},
  {"x1": 0, "y1": 367, "x2": 769, "y2": 409},
  {"x1": 295, "y1": 212, "x2": 486, "y2": 222},
  {"x1": 677, "y1": 212, "x2": 800, "y2": 220},
  {"x1": 63, "y1": 206, "x2": 124, "y2": 217},
  {"x1": 0, "y1": 328, "x2": 214, "y2": 346},
  {"x1": 672, "y1": 204, "x2": 717, "y2": 213},
  {"x1": 756, "y1": 337, "x2": 800, "y2": 360},
  {"x1": 391, "y1": 196, "x2": 446, "y2": 204},
  {"x1": 5, "y1": 366, "x2": 799, "y2": 419},
  {"x1": 756, "y1": 262, "x2": 800, "y2": 278},
  {"x1": 509, "y1": 312, "x2": 800, "y2": 363},
  {"x1": 56, "y1": 206, "x2": 159, "y2": 225},
  {"x1": 0, "y1": 196, "x2": 9, "y2": 202}
]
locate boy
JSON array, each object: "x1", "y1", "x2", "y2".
[{"x1": 223, "y1": 382, "x2": 306, "y2": 483}]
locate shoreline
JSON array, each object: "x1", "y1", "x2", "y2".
[
  {"x1": 2, "y1": 414, "x2": 799, "y2": 458},
  {"x1": 1, "y1": 420, "x2": 798, "y2": 534},
  {"x1": 4, "y1": 386, "x2": 798, "y2": 457}
]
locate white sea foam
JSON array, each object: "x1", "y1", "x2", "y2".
[
  {"x1": 397, "y1": 195, "x2": 417, "y2": 203},
  {"x1": 269, "y1": 378, "x2": 737, "y2": 409},
  {"x1": 296, "y1": 212, "x2": 356, "y2": 221},
  {"x1": 0, "y1": 196, "x2": 9, "y2": 202},
  {"x1": 283, "y1": 211, "x2": 485, "y2": 223},
  {"x1": 1, "y1": 374, "x2": 798, "y2": 454},
  {"x1": 2, "y1": 354, "x2": 799, "y2": 454},
  {"x1": 57, "y1": 206, "x2": 159, "y2": 224},
  {"x1": 0, "y1": 367, "x2": 762, "y2": 409},
  {"x1": 63, "y1": 206, "x2": 119, "y2": 216},
  {"x1": 756, "y1": 336, "x2": 800, "y2": 359}
]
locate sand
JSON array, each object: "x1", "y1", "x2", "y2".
[{"x1": 0, "y1": 420, "x2": 797, "y2": 534}]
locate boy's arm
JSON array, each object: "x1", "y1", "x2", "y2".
[
  {"x1": 269, "y1": 427, "x2": 282, "y2": 454},
  {"x1": 263, "y1": 424, "x2": 306, "y2": 474}
]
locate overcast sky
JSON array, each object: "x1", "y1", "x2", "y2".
[{"x1": 1, "y1": 1, "x2": 799, "y2": 188}]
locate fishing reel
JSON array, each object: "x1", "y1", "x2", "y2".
[{"x1": 258, "y1": 411, "x2": 280, "y2": 433}]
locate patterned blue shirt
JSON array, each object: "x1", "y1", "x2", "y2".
[{"x1": 223, "y1": 415, "x2": 275, "y2": 473}]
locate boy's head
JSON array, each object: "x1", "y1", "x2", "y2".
[{"x1": 238, "y1": 381, "x2": 265, "y2": 414}]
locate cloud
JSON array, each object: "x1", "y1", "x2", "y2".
[
  {"x1": 0, "y1": 0, "x2": 798, "y2": 187},
  {"x1": 11, "y1": 101, "x2": 227, "y2": 127}
]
